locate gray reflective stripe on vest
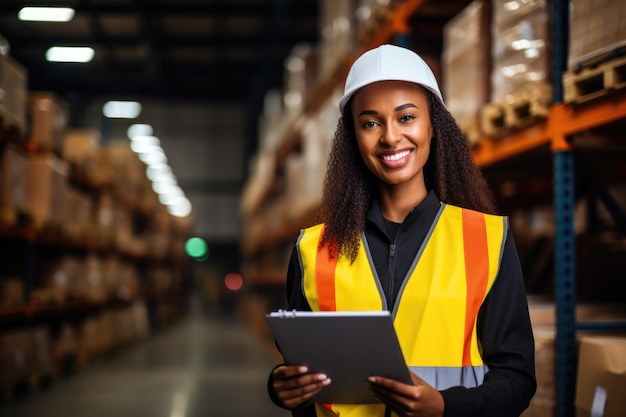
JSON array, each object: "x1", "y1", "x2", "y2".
[{"x1": 408, "y1": 365, "x2": 489, "y2": 390}]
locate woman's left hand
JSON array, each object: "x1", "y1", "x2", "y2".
[{"x1": 368, "y1": 371, "x2": 444, "y2": 417}]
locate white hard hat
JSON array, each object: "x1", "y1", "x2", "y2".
[{"x1": 338, "y1": 44, "x2": 444, "y2": 114}]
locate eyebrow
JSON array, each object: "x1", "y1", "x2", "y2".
[{"x1": 357, "y1": 102, "x2": 419, "y2": 117}]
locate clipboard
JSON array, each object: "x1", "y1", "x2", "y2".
[{"x1": 266, "y1": 310, "x2": 412, "y2": 404}]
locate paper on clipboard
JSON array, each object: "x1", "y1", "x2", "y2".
[{"x1": 266, "y1": 310, "x2": 412, "y2": 404}]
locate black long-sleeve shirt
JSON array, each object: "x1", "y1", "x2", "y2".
[{"x1": 270, "y1": 190, "x2": 536, "y2": 417}]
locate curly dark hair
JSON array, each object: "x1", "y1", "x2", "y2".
[{"x1": 316, "y1": 88, "x2": 497, "y2": 261}]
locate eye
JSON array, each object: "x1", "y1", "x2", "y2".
[
  {"x1": 361, "y1": 120, "x2": 379, "y2": 129},
  {"x1": 399, "y1": 114, "x2": 415, "y2": 123}
]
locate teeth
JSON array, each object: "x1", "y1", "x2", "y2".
[{"x1": 382, "y1": 150, "x2": 411, "y2": 161}]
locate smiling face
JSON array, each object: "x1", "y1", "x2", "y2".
[{"x1": 351, "y1": 80, "x2": 432, "y2": 196}]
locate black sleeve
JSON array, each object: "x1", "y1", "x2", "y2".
[
  {"x1": 286, "y1": 242, "x2": 312, "y2": 311},
  {"x1": 440, "y1": 231, "x2": 537, "y2": 417}
]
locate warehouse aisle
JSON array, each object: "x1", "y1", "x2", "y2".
[{"x1": 0, "y1": 300, "x2": 290, "y2": 417}]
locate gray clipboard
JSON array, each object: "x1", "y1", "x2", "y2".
[{"x1": 266, "y1": 310, "x2": 412, "y2": 404}]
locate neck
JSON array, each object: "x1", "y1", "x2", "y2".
[{"x1": 378, "y1": 181, "x2": 428, "y2": 223}]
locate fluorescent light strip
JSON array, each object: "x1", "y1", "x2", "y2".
[
  {"x1": 46, "y1": 46, "x2": 94, "y2": 63},
  {"x1": 102, "y1": 101, "x2": 142, "y2": 118},
  {"x1": 19, "y1": 7, "x2": 75, "y2": 22}
]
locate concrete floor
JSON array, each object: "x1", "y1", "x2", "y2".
[{"x1": 0, "y1": 304, "x2": 290, "y2": 417}]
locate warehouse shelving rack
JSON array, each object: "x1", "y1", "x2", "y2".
[
  {"x1": 240, "y1": 1, "x2": 626, "y2": 415},
  {"x1": 0, "y1": 133, "x2": 190, "y2": 331}
]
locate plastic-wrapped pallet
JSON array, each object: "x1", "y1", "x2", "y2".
[
  {"x1": 283, "y1": 43, "x2": 318, "y2": 120},
  {"x1": 491, "y1": 0, "x2": 550, "y2": 102},
  {"x1": 442, "y1": 0, "x2": 491, "y2": 145},
  {"x1": 0, "y1": 53, "x2": 27, "y2": 135},
  {"x1": 318, "y1": 0, "x2": 357, "y2": 83},
  {"x1": 569, "y1": 0, "x2": 626, "y2": 69}
]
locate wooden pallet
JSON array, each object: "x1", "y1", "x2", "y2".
[
  {"x1": 459, "y1": 116, "x2": 483, "y2": 147},
  {"x1": 564, "y1": 55, "x2": 626, "y2": 104},
  {"x1": 480, "y1": 102, "x2": 509, "y2": 138},
  {"x1": 480, "y1": 83, "x2": 552, "y2": 138},
  {"x1": 503, "y1": 83, "x2": 552, "y2": 130}
]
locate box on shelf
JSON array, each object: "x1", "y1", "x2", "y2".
[
  {"x1": 442, "y1": 0, "x2": 491, "y2": 145},
  {"x1": 318, "y1": 0, "x2": 358, "y2": 83},
  {"x1": 284, "y1": 116, "x2": 331, "y2": 221},
  {"x1": 32, "y1": 255, "x2": 82, "y2": 305},
  {"x1": 576, "y1": 336, "x2": 626, "y2": 417},
  {"x1": 0, "y1": 143, "x2": 27, "y2": 225},
  {"x1": 524, "y1": 299, "x2": 626, "y2": 417},
  {"x1": 0, "y1": 54, "x2": 28, "y2": 135},
  {"x1": 62, "y1": 128, "x2": 101, "y2": 177},
  {"x1": 62, "y1": 185, "x2": 94, "y2": 240},
  {"x1": 105, "y1": 140, "x2": 146, "y2": 204},
  {"x1": 16, "y1": 153, "x2": 69, "y2": 229},
  {"x1": 569, "y1": 0, "x2": 626, "y2": 70},
  {"x1": 491, "y1": 0, "x2": 550, "y2": 103},
  {"x1": 283, "y1": 43, "x2": 318, "y2": 119},
  {"x1": 0, "y1": 278, "x2": 23, "y2": 306},
  {"x1": 27, "y1": 92, "x2": 69, "y2": 152}
]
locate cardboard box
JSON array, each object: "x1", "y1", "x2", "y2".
[
  {"x1": 28, "y1": 92, "x2": 69, "y2": 151},
  {"x1": 569, "y1": 0, "x2": 626, "y2": 68},
  {"x1": 576, "y1": 336, "x2": 626, "y2": 417},
  {"x1": 18, "y1": 153, "x2": 69, "y2": 228},
  {"x1": 0, "y1": 144, "x2": 27, "y2": 224}
]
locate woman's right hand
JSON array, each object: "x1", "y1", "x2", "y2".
[{"x1": 271, "y1": 365, "x2": 332, "y2": 409}]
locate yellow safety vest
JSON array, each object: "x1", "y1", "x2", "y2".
[{"x1": 296, "y1": 203, "x2": 508, "y2": 417}]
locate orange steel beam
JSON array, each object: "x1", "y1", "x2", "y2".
[
  {"x1": 473, "y1": 92, "x2": 626, "y2": 166},
  {"x1": 364, "y1": 0, "x2": 427, "y2": 49},
  {"x1": 559, "y1": 93, "x2": 626, "y2": 136},
  {"x1": 473, "y1": 121, "x2": 551, "y2": 167}
]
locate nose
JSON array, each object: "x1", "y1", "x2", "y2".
[{"x1": 379, "y1": 123, "x2": 401, "y2": 146}]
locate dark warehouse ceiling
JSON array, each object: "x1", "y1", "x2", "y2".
[{"x1": 0, "y1": 0, "x2": 320, "y2": 103}]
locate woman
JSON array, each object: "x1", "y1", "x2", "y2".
[{"x1": 268, "y1": 44, "x2": 536, "y2": 417}]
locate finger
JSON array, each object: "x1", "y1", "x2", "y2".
[
  {"x1": 368, "y1": 376, "x2": 415, "y2": 397},
  {"x1": 273, "y1": 365, "x2": 309, "y2": 380},
  {"x1": 277, "y1": 375, "x2": 332, "y2": 408},
  {"x1": 368, "y1": 386, "x2": 412, "y2": 416}
]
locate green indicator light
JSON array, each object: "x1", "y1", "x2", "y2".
[{"x1": 185, "y1": 237, "x2": 208, "y2": 259}]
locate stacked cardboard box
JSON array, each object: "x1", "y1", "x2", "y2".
[
  {"x1": 575, "y1": 336, "x2": 626, "y2": 417},
  {"x1": 0, "y1": 144, "x2": 27, "y2": 224},
  {"x1": 569, "y1": 0, "x2": 626, "y2": 69},
  {"x1": 523, "y1": 299, "x2": 626, "y2": 417},
  {"x1": 19, "y1": 153, "x2": 69, "y2": 229},
  {"x1": 27, "y1": 92, "x2": 69, "y2": 152}
]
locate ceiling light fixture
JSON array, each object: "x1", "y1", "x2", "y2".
[
  {"x1": 18, "y1": 7, "x2": 75, "y2": 22},
  {"x1": 46, "y1": 46, "x2": 94, "y2": 63},
  {"x1": 102, "y1": 101, "x2": 142, "y2": 118},
  {"x1": 127, "y1": 124, "x2": 154, "y2": 139}
]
